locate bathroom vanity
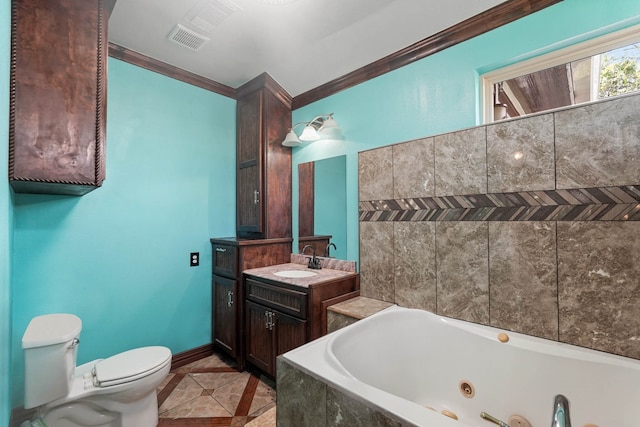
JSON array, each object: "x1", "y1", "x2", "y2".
[
  {"x1": 211, "y1": 238, "x2": 358, "y2": 377},
  {"x1": 242, "y1": 260, "x2": 359, "y2": 377},
  {"x1": 210, "y1": 237, "x2": 293, "y2": 366}
]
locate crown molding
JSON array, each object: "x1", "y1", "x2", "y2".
[
  {"x1": 108, "y1": 42, "x2": 236, "y2": 98},
  {"x1": 291, "y1": 0, "x2": 563, "y2": 109}
]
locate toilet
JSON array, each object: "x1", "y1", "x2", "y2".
[{"x1": 22, "y1": 313, "x2": 171, "y2": 427}]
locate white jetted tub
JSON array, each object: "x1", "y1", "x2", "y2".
[{"x1": 282, "y1": 305, "x2": 640, "y2": 426}]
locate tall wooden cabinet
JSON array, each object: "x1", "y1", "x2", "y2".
[
  {"x1": 211, "y1": 73, "x2": 293, "y2": 369},
  {"x1": 9, "y1": 0, "x2": 113, "y2": 195},
  {"x1": 235, "y1": 73, "x2": 292, "y2": 239}
]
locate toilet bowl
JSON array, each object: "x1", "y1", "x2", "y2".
[{"x1": 22, "y1": 313, "x2": 171, "y2": 427}]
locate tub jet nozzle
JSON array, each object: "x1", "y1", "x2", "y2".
[{"x1": 481, "y1": 412, "x2": 509, "y2": 427}]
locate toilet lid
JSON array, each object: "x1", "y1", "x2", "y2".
[
  {"x1": 93, "y1": 346, "x2": 171, "y2": 387},
  {"x1": 22, "y1": 313, "x2": 82, "y2": 348}
]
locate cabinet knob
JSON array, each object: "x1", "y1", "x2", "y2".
[{"x1": 215, "y1": 247, "x2": 227, "y2": 253}]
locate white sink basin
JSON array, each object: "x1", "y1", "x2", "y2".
[{"x1": 273, "y1": 270, "x2": 318, "y2": 278}]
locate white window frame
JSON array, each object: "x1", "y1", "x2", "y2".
[{"x1": 481, "y1": 24, "x2": 640, "y2": 123}]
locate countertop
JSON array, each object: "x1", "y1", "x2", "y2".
[
  {"x1": 327, "y1": 296, "x2": 393, "y2": 319},
  {"x1": 243, "y1": 262, "x2": 358, "y2": 289}
]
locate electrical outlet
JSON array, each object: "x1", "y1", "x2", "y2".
[{"x1": 190, "y1": 252, "x2": 199, "y2": 267}]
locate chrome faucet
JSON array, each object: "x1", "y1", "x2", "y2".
[
  {"x1": 301, "y1": 245, "x2": 322, "y2": 269},
  {"x1": 551, "y1": 395, "x2": 571, "y2": 427},
  {"x1": 324, "y1": 242, "x2": 337, "y2": 257}
]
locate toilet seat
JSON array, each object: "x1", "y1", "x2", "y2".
[{"x1": 92, "y1": 346, "x2": 171, "y2": 387}]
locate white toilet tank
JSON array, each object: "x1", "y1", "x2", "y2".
[{"x1": 22, "y1": 313, "x2": 82, "y2": 409}]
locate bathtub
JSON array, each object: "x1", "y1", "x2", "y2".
[{"x1": 282, "y1": 305, "x2": 640, "y2": 426}]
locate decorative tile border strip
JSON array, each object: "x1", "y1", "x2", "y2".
[{"x1": 359, "y1": 186, "x2": 640, "y2": 221}]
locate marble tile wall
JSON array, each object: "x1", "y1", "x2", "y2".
[
  {"x1": 435, "y1": 127, "x2": 487, "y2": 196},
  {"x1": 276, "y1": 358, "x2": 404, "y2": 427},
  {"x1": 358, "y1": 93, "x2": 640, "y2": 359},
  {"x1": 436, "y1": 222, "x2": 489, "y2": 324},
  {"x1": 276, "y1": 359, "x2": 327, "y2": 427},
  {"x1": 326, "y1": 311, "x2": 357, "y2": 333}
]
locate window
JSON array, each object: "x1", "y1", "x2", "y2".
[{"x1": 482, "y1": 25, "x2": 640, "y2": 123}]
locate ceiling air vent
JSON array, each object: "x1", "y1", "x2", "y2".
[{"x1": 168, "y1": 24, "x2": 210, "y2": 51}]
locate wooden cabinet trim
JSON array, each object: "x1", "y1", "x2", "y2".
[
  {"x1": 236, "y1": 72, "x2": 292, "y2": 108},
  {"x1": 246, "y1": 278, "x2": 307, "y2": 319}
]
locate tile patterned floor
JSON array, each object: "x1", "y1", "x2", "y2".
[{"x1": 157, "y1": 352, "x2": 276, "y2": 427}]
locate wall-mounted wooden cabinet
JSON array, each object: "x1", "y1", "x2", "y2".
[
  {"x1": 9, "y1": 0, "x2": 111, "y2": 195},
  {"x1": 236, "y1": 73, "x2": 292, "y2": 238}
]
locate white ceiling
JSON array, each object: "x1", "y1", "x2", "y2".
[{"x1": 108, "y1": 0, "x2": 506, "y2": 97}]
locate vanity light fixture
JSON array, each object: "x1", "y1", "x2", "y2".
[{"x1": 281, "y1": 113, "x2": 341, "y2": 147}]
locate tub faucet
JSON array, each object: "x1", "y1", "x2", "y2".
[
  {"x1": 324, "y1": 242, "x2": 337, "y2": 257},
  {"x1": 551, "y1": 394, "x2": 571, "y2": 427},
  {"x1": 301, "y1": 245, "x2": 322, "y2": 269}
]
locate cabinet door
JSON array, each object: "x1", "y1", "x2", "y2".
[
  {"x1": 273, "y1": 311, "x2": 307, "y2": 359},
  {"x1": 236, "y1": 91, "x2": 263, "y2": 235},
  {"x1": 245, "y1": 300, "x2": 307, "y2": 377},
  {"x1": 213, "y1": 275, "x2": 238, "y2": 358},
  {"x1": 245, "y1": 300, "x2": 274, "y2": 375}
]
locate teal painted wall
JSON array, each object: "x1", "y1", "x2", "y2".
[
  {"x1": 10, "y1": 59, "x2": 236, "y2": 407},
  {"x1": 1, "y1": 0, "x2": 13, "y2": 422},
  {"x1": 292, "y1": 0, "x2": 640, "y2": 264}
]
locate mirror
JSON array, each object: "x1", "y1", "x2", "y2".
[{"x1": 298, "y1": 155, "x2": 347, "y2": 259}]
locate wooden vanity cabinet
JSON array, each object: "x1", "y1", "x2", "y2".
[
  {"x1": 9, "y1": 0, "x2": 113, "y2": 195},
  {"x1": 243, "y1": 272, "x2": 359, "y2": 377},
  {"x1": 210, "y1": 237, "x2": 292, "y2": 368},
  {"x1": 236, "y1": 73, "x2": 292, "y2": 239}
]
